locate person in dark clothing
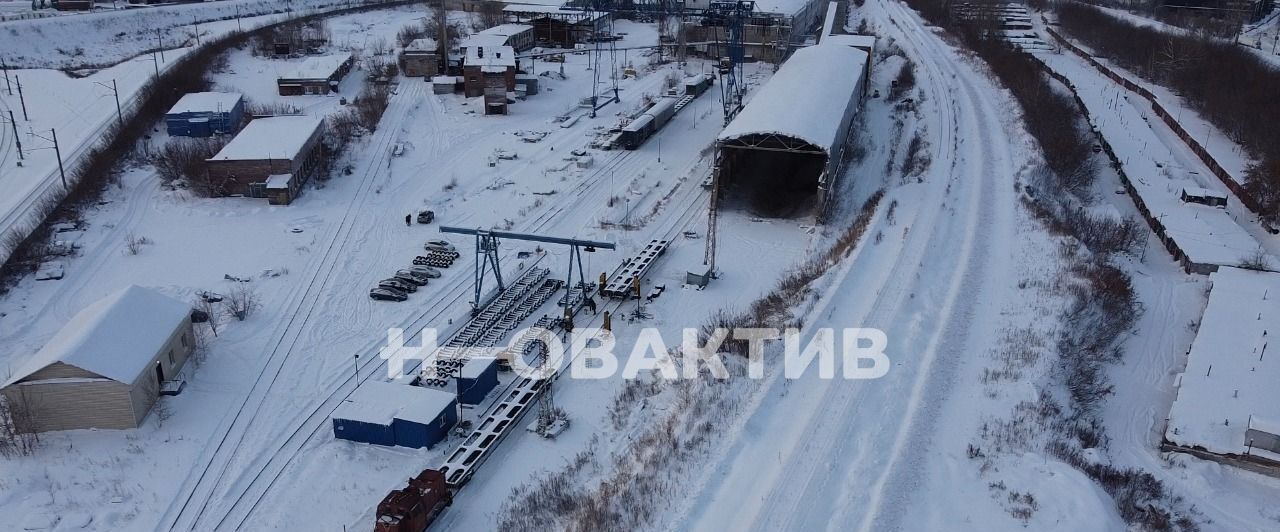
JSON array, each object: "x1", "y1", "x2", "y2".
[
  {"x1": 405, "y1": 214, "x2": 411, "y2": 226},
  {"x1": 584, "y1": 297, "x2": 597, "y2": 314}
]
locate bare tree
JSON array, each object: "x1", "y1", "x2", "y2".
[
  {"x1": 224, "y1": 285, "x2": 260, "y2": 322},
  {"x1": 124, "y1": 233, "x2": 152, "y2": 255},
  {"x1": 478, "y1": 0, "x2": 505, "y2": 28},
  {"x1": 0, "y1": 390, "x2": 42, "y2": 457}
]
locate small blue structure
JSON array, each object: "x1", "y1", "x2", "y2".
[
  {"x1": 332, "y1": 381, "x2": 458, "y2": 449},
  {"x1": 165, "y1": 92, "x2": 244, "y2": 137},
  {"x1": 457, "y1": 357, "x2": 499, "y2": 405}
]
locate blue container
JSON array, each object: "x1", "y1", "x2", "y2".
[
  {"x1": 457, "y1": 357, "x2": 499, "y2": 405},
  {"x1": 332, "y1": 417, "x2": 396, "y2": 446}
]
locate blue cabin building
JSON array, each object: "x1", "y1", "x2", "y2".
[
  {"x1": 332, "y1": 381, "x2": 458, "y2": 449},
  {"x1": 165, "y1": 92, "x2": 244, "y2": 137}
]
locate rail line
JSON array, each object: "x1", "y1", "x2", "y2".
[
  {"x1": 176, "y1": 119, "x2": 644, "y2": 531},
  {"x1": 162, "y1": 80, "x2": 429, "y2": 531}
]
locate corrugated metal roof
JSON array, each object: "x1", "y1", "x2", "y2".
[{"x1": 718, "y1": 43, "x2": 868, "y2": 154}]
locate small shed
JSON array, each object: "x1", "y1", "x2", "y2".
[
  {"x1": 515, "y1": 75, "x2": 539, "y2": 96},
  {"x1": 1181, "y1": 186, "x2": 1228, "y2": 208},
  {"x1": 264, "y1": 174, "x2": 294, "y2": 205},
  {"x1": 277, "y1": 53, "x2": 354, "y2": 96},
  {"x1": 432, "y1": 76, "x2": 458, "y2": 94},
  {"x1": 457, "y1": 357, "x2": 499, "y2": 405},
  {"x1": 165, "y1": 92, "x2": 244, "y2": 137},
  {"x1": 332, "y1": 381, "x2": 458, "y2": 449},
  {"x1": 401, "y1": 38, "x2": 440, "y2": 78}
]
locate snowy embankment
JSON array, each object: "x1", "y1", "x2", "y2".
[
  {"x1": 0, "y1": 0, "x2": 407, "y2": 270},
  {"x1": 471, "y1": 0, "x2": 1129, "y2": 529},
  {"x1": 0, "y1": 0, "x2": 393, "y2": 70}
]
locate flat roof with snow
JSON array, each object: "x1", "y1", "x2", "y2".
[
  {"x1": 3, "y1": 286, "x2": 190, "y2": 387},
  {"x1": 332, "y1": 381, "x2": 456, "y2": 427},
  {"x1": 280, "y1": 53, "x2": 351, "y2": 81},
  {"x1": 719, "y1": 43, "x2": 868, "y2": 154},
  {"x1": 167, "y1": 92, "x2": 242, "y2": 115},
  {"x1": 405, "y1": 38, "x2": 438, "y2": 52},
  {"x1": 208, "y1": 115, "x2": 322, "y2": 162},
  {"x1": 1166, "y1": 267, "x2": 1280, "y2": 458},
  {"x1": 465, "y1": 45, "x2": 517, "y2": 68},
  {"x1": 823, "y1": 34, "x2": 876, "y2": 50},
  {"x1": 1137, "y1": 177, "x2": 1269, "y2": 269}
]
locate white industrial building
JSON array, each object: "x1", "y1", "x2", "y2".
[{"x1": 1166, "y1": 267, "x2": 1280, "y2": 473}]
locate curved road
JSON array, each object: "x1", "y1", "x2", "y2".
[{"x1": 677, "y1": 0, "x2": 1024, "y2": 530}]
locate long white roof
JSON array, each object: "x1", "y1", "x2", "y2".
[
  {"x1": 167, "y1": 92, "x2": 242, "y2": 115},
  {"x1": 4, "y1": 286, "x2": 190, "y2": 387},
  {"x1": 718, "y1": 43, "x2": 868, "y2": 153},
  {"x1": 280, "y1": 53, "x2": 351, "y2": 80},
  {"x1": 1167, "y1": 267, "x2": 1280, "y2": 457},
  {"x1": 333, "y1": 380, "x2": 456, "y2": 426},
  {"x1": 209, "y1": 115, "x2": 323, "y2": 162}
]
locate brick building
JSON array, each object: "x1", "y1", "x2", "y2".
[
  {"x1": 463, "y1": 45, "x2": 517, "y2": 100},
  {"x1": 277, "y1": 53, "x2": 354, "y2": 96},
  {"x1": 205, "y1": 116, "x2": 325, "y2": 204}
]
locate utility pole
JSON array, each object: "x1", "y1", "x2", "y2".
[
  {"x1": 235, "y1": 4, "x2": 242, "y2": 32},
  {"x1": 51, "y1": 129, "x2": 66, "y2": 189},
  {"x1": 156, "y1": 30, "x2": 165, "y2": 62},
  {"x1": 94, "y1": 79, "x2": 122, "y2": 126},
  {"x1": 1, "y1": 59, "x2": 10, "y2": 96},
  {"x1": 15, "y1": 75, "x2": 28, "y2": 120},
  {"x1": 193, "y1": 16, "x2": 200, "y2": 46},
  {"x1": 6, "y1": 110, "x2": 21, "y2": 160},
  {"x1": 152, "y1": 49, "x2": 159, "y2": 77}
]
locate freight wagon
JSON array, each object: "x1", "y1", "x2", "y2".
[
  {"x1": 618, "y1": 96, "x2": 679, "y2": 150},
  {"x1": 684, "y1": 73, "x2": 714, "y2": 96}
]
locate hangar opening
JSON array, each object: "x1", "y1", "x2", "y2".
[{"x1": 714, "y1": 42, "x2": 869, "y2": 218}]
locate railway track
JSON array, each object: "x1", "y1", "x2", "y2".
[
  {"x1": 166, "y1": 113, "x2": 645, "y2": 532},
  {"x1": 161, "y1": 80, "x2": 429, "y2": 531},
  {"x1": 169, "y1": 57, "x2": 717, "y2": 529}
]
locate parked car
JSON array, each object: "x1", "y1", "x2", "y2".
[
  {"x1": 379, "y1": 279, "x2": 415, "y2": 293},
  {"x1": 395, "y1": 269, "x2": 431, "y2": 286},
  {"x1": 370, "y1": 288, "x2": 408, "y2": 302},
  {"x1": 417, "y1": 210, "x2": 435, "y2": 224},
  {"x1": 424, "y1": 239, "x2": 454, "y2": 251},
  {"x1": 409, "y1": 265, "x2": 442, "y2": 278}
]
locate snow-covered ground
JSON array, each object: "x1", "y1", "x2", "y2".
[
  {"x1": 0, "y1": 9, "x2": 789, "y2": 530},
  {"x1": 0, "y1": 1, "x2": 416, "y2": 266},
  {"x1": 0, "y1": 0, "x2": 384, "y2": 69},
  {"x1": 5, "y1": 1, "x2": 1280, "y2": 530}
]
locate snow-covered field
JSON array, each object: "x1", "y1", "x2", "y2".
[
  {"x1": 0, "y1": 0, "x2": 389, "y2": 69},
  {"x1": 0, "y1": 1, "x2": 417, "y2": 267},
  {"x1": 3, "y1": 1, "x2": 1280, "y2": 530},
  {"x1": 0, "y1": 9, "x2": 797, "y2": 530}
]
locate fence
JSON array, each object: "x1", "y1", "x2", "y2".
[{"x1": 1041, "y1": 21, "x2": 1268, "y2": 220}]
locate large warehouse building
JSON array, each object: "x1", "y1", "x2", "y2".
[
  {"x1": 0, "y1": 286, "x2": 195, "y2": 432},
  {"x1": 714, "y1": 42, "x2": 869, "y2": 217}
]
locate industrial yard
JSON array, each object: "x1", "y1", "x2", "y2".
[{"x1": 1, "y1": 0, "x2": 1279, "y2": 531}]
